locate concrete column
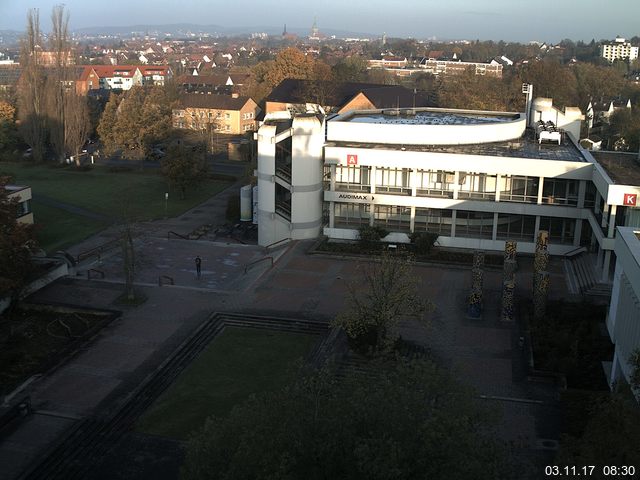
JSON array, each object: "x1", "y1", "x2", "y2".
[
  {"x1": 492, "y1": 212, "x2": 498, "y2": 241},
  {"x1": 610, "y1": 349, "x2": 620, "y2": 388},
  {"x1": 410, "y1": 205, "x2": 416, "y2": 232},
  {"x1": 594, "y1": 191, "x2": 601, "y2": 214},
  {"x1": 573, "y1": 219, "x2": 583, "y2": 247},
  {"x1": 534, "y1": 216, "x2": 541, "y2": 242},
  {"x1": 597, "y1": 245, "x2": 604, "y2": 270},
  {"x1": 370, "y1": 166, "x2": 377, "y2": 194},
  {"x1": 330, "y1": 165, "x2": 336, "y2": 191},
  {"x1": 495, "y1": 174, "x2": 501, "y2": 202},
  {"x1": 602, "y1": 250, "x2": 612, "y2": 283},
  {"x1": 451, "y1": 210, "x2": 457, "y2": 237},
  {"x1": 577, "y1": 180, "x2": 586, "y2": 209},
  {"x1": 329, "y1": 201, "x2": 335, "y2": 228},
  {"x1": 607, "y1": 205, "x2": 617, "y2": 237},
  {"x1": 601, "y1": 203, "x2": 609, "y2": 228},
  {"x1": 453, "y1": 171, "x2": 460, "y2": 200},
  {"x1": 369, "y1": 204, "x2": 375, "y2": 227},
  {"x1": 537, "y1": 176, "x2": 544, "y2": 205},
  {"x1": 410, "y1": 169, "x2": 417, "y2": 197}
]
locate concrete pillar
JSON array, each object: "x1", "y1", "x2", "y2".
[
  {"x1": 573, "y1": 219, "x2": 583, "y2": 247},
  {"x1": 601, "y1": 203, "x2": 609, "y2": 228},
  {"x1": 537, "y1": 176, "x2": 544, "y2": 204},
  {"x1": 330, "y1": 165, "x2": 336, "y2": 191},
  {"x1": 451, "y1": 210, "x2": 457, "y2": 237},
  {"x1": 453, "y1": 171, "x2": 460, "y2": 200},
  {"x1": 410, "y1": 169, "x2": 417, "y2": 197},
  {"x1": 329, "y1": 201, "x2": 335, "y2": 228},
  {"x1": 410, "y1": 205, "x2": 416, "y2": 232},
  {"x1": 594, "y1": 191, "x2": 601, "y2": 214},
  {"x1": 602, "y1": 250, "x2": 612, "y2": 283},
  {"x1": 495, "y1": 174, "x2": 502, "y2": 202},
  {"x1": 607, "y1": 205, "x2": 617, "y2": 237},
  {"x1": 370, "y1": 166, "x2": 377, "y2": 194},
  {"x1": 492, "y1": 212, "x2": 498, "y2": 241},
  {"x1": 534, "y1": 216, "x2": 541, "y2": 242},
  {"x1": 577, "y1": 180, "x2": 586, "y2": 209}
]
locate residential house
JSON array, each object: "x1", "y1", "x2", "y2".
[
  {"x1": 6, "y1": 185, "x2": 33, "y2": 225},
  {"x1": 172, "y1": 93, "x2": 260, "y2": 134},
  {"x1": 76, "y1": 65, "x2": 172, "y2": 94},
  {"x1": 264, "y1": 79, "x2": 432, "y2": 115}
]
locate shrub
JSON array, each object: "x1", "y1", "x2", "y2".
[
  {"x1": 357, "y1": 225, "x2": 388, "y2": 251},
  {"x1": 409, "y1": 231, "x2": 439, "y2": 255}
]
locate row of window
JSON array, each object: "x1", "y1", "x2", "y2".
[
  {"x1": 329, "y1": 166, "x2": 582, "y2": 206},
  {"x1": 332, "y1": 203, "x2": 576, "y2": 244}
]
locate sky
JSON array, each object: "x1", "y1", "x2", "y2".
[{"x1": 0, "y1": 0, "x2": 638, "y2": 43}]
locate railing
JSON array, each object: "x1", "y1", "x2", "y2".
[
  {"x1": 167, "y1": 231, "x2": 189, "y2": 240},
  {"x1": 76, "y1": 238, "x2": 120, "y2": 263},
  {"x1": 87, "y1": 268, "x2": 105, "y2": 280},
  {"x1": 563, "y1": 246, "x2": 586, "y2": 258},
  {"x1": 275, "y1": 166, "x2": 292, "y2": 183},
  {"x1": 244, "y1": 256, "x2": 273, "y2": 274},
  {"x1": 264, "y1": 238, "x2": 290, "y2": 251},
  {"x1": 158, "y1": 275, "x2": 174, "y2": 286},
  {"x1": 275, "y1": 202, "x2": 291, "y2": 221}
]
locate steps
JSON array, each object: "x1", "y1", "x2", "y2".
[{"x1": 564, "y1": 253, "x2": 612, "y2": 300}]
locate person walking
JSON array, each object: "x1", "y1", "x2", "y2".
[{"x1": 195, "y1": 256, "x2": 202, "y2": 278}]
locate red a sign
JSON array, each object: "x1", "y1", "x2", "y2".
[
  {"x1": 347, "y1": 154, "x2": 358, "y2": 165},
  {"x1": 623, "y1": 193, "x2": 637, "y2": 206}
]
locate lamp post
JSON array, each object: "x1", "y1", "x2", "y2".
[{"x1": 165, "y1": 192, "x2": 169, "y2": 218}]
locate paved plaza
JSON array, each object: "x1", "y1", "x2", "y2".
[{"x1": 0, "y1": 183, "x2": 570, "y2": 479}]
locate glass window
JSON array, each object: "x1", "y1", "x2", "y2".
[
  {"x1": 415, "y1": 169, "x2": 454, "y2": 198},
  {"x1": 500, "y1": 175, "x2": 539, "y2": 203},
  {"x1": 373, "y1": 205, "x2": 411, "y2": 231},
  {"x1": 458, "y1": 172, "x2": 497, "y2": 200},
  {"x1": 539, "y1": 217, "x2": 576, "y2": 244},
  {"x1": 375, "y1": 168, "x2": 411, "y2": 195},
  {"x1": 414, "y1": 208, "x2": 452, "y2": 236},
  {"x1": 334, "y1": 202, "x2": 370, "y2": 228},
  {"x1": 335, "y1": 166, "x2": 371, "y2": 192},
  {"x1": 496, "y1": 214, "x2": 536, "y2": 241},
  {"x1": 454, "y1": 210, "x2": 494, "y2": 238}
]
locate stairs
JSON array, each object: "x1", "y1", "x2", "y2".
[{"x1": 564, "y1": 252, "x2": 612, "y2": 299}]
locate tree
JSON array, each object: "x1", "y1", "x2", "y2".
[
  {"x1": 64, "y1": 93, "x2": 91, "y2": 166},
  {"x1": 0, "y1": 176, "x2": 36, "y2": 309},
  {"x1": 182, "y1": 357, "x2": 513, "y2": 480},
  {"x1": 609, "y1": 107, "x2": 640, "y2": 152},
  {"x1": 17, "y1": 8, "x2": 47, "y2": 162},
  {"x1": 332, "y1": 56, "x2": 369, "y2": 83},
  {"x1": 96, "y1": 92, "x2": 121, "y2": 155},
  {"x1": 0, "y1": 101, "x2": 19, "y2": 160},
  {"x1": 518, "y1": 60, "x2": 579, "y2": 107},
  {"x1": 161, "y1": 143, "x2": 209, "y2": 199},
  {"x1": 331, "y1": 253, "x2": 429, "y2": 352},
  {"x1": 630, "y1": 349, "x2": 640, "y2": 394}
]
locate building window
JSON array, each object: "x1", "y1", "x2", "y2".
[
  {"x1": 414, "y1": 208, "x2": 452, "y2": 236},
  {"x1": 458, "y1": 172, "x2": 498, "y2": 200},
  {"x1": 334, "y1": 202, "x2": 370, "y2": 228},
  {"x1": 496, "y1": 214, "x2": 536, "y2": 241},
  {"x1": 373, "y1": 205, "x2": 411, "y2": 231},
  {"x1": 542, "y1": 178, "x2": 578, "y2": 206},
  {"x1": 335, "y1": 166, "x2": 371, "y2": 192},
  {"x1": 16, "y1": 199, "x2": 31, "y2": 218},
  {"x1": 225, "y1": 113, "x2": 231, "y2": 119},
  {"x1": 500, "y1": 175, "x2": 539, "y2": 203},
  {"x1": 243, "y1": 112, "x2": 254, "y2": 120},
  {"x1": 539, "y1": 217, "x2": 576, "y2": 244},
  {"x1": 454, "y1": 210, "x2": 494, "y2": 238},
  {"x1": 375, "y1": 168, "x2": 411, "y2": 195},
  {"x1": 415, "y1": 169, "x2": 454, "y2": 198}
]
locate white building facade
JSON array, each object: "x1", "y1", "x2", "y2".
[
  {"x1": 600, "y1": 37, "x2": 639, "y2": 63},
  {"x1": 606, "y1": 227, "x2": 640, "y2": 392},
  {"x1": 256, "y1": 100, "x2": 640, "y2": 282}
]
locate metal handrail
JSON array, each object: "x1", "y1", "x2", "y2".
[
  {"x1": 158, "y1": 275, "x2": 174, "y2": 286},
  {"x1": 244, "y1": 256, "x2": 273, "y2": 274},
  {"x1": 87, "y1": 268, "x2": 105, "y2": 280},
  {"x1": 76, "y1": 238, "x2": 120, "y2": 263},
  {"x1": 167, "y1": 231, "x2": 189, "y2": 240},
  {"x1": 563, "y1": 246, "x2": 586, "y2": 258},
  {"x1": 264, "y1": 238, "x2": 290, "y2": 251}
]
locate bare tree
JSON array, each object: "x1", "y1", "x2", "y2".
[
  {"x1": 64, "y1": 93, "x2": 90, "y2": 166},
  {"x1": 121, "y1": 224, "x2": 136, "y2": 301},
  {"x1": 17, "y1": 9, "x2": 47, "y2": 162},
  {"x1": 47, "y1": 4, "x2": 71, "y2": 163}
]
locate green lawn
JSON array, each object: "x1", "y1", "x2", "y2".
[
  {"x1": 32, "y1": 201, "x2": 107, "y2": 253},
  {"x1": 136, "y1": 327, "x2": 317, "y2": 440},
  {"x1": 0, "y1": 162, "x2": 232, "y2": 221},
  {"x1": 1, "y1": 162, "x2": 234, "y2": 253}
]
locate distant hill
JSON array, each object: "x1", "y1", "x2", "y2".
[{"x1": 71, "y1": 23, "x2": 375, "y2": 39}]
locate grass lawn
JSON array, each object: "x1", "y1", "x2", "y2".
[
  {"x1": 0, "y1": 162, "x2": 233, "y2": 221},
  {"x1": 32, "y1": 201, "x2": 107, "y2": 253},
  {"x1": 136, "y1": 327, "x2": 317, "y2": 440}
]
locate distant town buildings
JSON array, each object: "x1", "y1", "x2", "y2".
[
  {"x1": 600, "y1": 37, "x2": 639, "y2": 63},
  {"x1": 172, "y1": 93, "x2": 259, "y2": 134}
]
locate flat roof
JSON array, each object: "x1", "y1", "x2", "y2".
[
  {"x1": 347, "y1": 110, "x2": 518, "y2": 126},
  {"x1": 590, "y1": 151, "x2": 640, "y2": 185},
  {"x1": 327, "y1": 129, "x2": 586, "y2": 163}
]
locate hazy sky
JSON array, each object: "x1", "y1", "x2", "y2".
[{"x1": 0, "y1": 0, "x2": 638, "y2": 42}]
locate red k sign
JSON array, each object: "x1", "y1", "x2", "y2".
[
  {"x1": 347, "y1": 154, "x2": 358, "y2": 165},
  {"x1": 623, "y1": 193, "x2": 637, "y2": 206}
]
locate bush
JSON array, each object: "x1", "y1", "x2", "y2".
[
  {"x1": 357, "y1": 225, "x2": 388, "y2": 251},
  {"x1": 409, "y1": 231, "x2": 439, "y2": 255}
]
